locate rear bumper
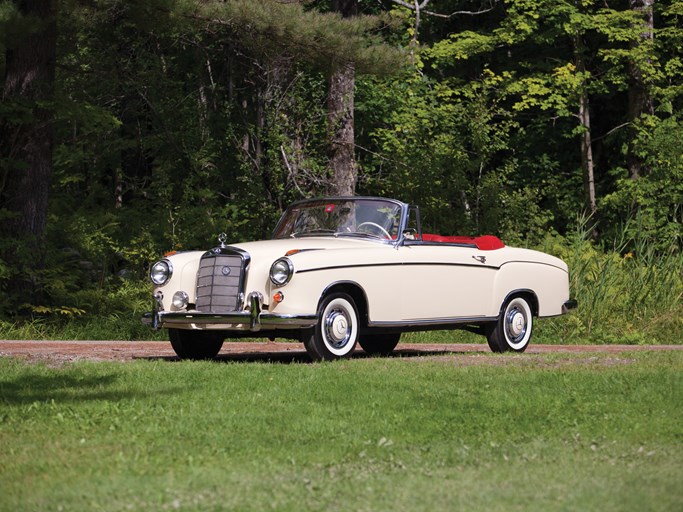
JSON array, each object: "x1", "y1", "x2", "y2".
[
  {"x1": 562, "y1": 299, "x2": 578, "y2": 313},
  {"x1": 142, "y1": 291, "x2": 318, "y2": 332}
]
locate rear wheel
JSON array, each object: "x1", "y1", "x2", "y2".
[
  {"x1": 169, "y1": 329, "x2": 224, "y2": 360},
  {"x1": 303, "y1": 293, "x2": 359, "y2": 361},
  {"x1": 487, "y1": 296, "x2": 533, "y2": 353},
  {"x1": 359, "y1": 333, "x2": 401, "y2": 356}
]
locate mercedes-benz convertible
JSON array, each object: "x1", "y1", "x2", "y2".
[{"x1": 144, "y1": 197, "x2": 576, "y2": 360}]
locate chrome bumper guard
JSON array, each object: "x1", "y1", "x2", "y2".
[
  {"x1": 142, "y1": 291, "x2": 318, "y2": 331},
  {"x1": 562, "y1": 299, "x2": 578, "y2": 313}
]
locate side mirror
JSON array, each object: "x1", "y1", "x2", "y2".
[{"x1": 402, "y1": 228, "x2": 417, "y2": 241}]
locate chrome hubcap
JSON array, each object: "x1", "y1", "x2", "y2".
[
  {"x1": 510, "y1": 311, "x2": 525, "y2": 337},
  {"x1": 325, "y1": 309, "x2": 352, "y2": 348},
  {"x1": 505, "y1": 307, "x2": 527, "y2": 342}
]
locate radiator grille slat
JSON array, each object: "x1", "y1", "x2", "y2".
[{"x1": 195, "y1": 254, "x2": 244, "y2": 313}]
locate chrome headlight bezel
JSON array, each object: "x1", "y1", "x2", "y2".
[
  {"x1": 269, "y1": 257, "x2": 293, "y2": 286},
  {"x1": 150, "y1": 259, "x2": 173, "y2": 286}
]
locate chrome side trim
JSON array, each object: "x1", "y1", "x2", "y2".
[
  {"x1": 368, "y1": 315, "x2": 497, "y2": 329},
  {"x1": 297, "y1": 261, "x2": 499, "y2": 274}
]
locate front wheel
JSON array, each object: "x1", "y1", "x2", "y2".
[
  {"x1": 169, "y1": 329, "x2": 224, "y2": 360},
  {"x1": 303, "y1": 293, "x2": 359, "y2": 361},
  {"x1": 487, "y1": 296, "x2": 533, "y2": 353}
]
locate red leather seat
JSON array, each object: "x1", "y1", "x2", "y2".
[{"x1": 421, "y1": 233, "x2": 505, "y2": 250}]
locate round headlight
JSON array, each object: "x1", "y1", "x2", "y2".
[
  {"x1": 150, "y1": 260, "x2": 173, "y2": 286},
  {"x1": 172, "y1": 291, "x2": 189, "y2": 309},
  {"x1": 269, "y1": 258, "x2": 293, "y2": 286}
]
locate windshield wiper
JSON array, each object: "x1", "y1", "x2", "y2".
[
  {"x1": 335, "y1": 231, "x2": 386, "y2": 240},
  {"x1": 290, "y1": 229, "x2": 335, "y2": 238}
]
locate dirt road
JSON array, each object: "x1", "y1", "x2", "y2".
[{"x1": 1, "y1": 340, "x2": 680, "y2": 366}]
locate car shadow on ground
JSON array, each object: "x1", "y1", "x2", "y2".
[{"x1": 135, "y1": 347, "x2": 481, "y2": 365}]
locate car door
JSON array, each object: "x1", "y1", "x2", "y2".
[{"x1": 397, "y1": 242, "x2": 498, "y2": 321}]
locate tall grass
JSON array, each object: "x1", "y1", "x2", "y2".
[
  {"x1": 0, "y1": 280, "x2": 165, "y2": 341},
  {"x1": 539, "y1": 216, "x2": 683, "y2": 344}
]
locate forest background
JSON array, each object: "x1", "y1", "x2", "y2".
[{"x1": 0, "y1": 0, "x2": 681, "y2": 344}]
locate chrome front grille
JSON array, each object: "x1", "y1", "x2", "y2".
[{"x1": 195, "y1": 253, "x2": 244, "y2": 313}]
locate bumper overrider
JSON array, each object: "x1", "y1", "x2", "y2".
[
  {"x1": 562, "y1": 299, "x2": 578, "y2": 314},
  {"x1": 142, "y1": 291, "x2": 318, "y2": 332}
]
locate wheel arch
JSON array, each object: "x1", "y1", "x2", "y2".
[
  {"x1": 319, "y1": 281, "x2": 370, "y2": 327},
  {"x1": 499, "y1": 289, "x2": 539, "y2": 318}
]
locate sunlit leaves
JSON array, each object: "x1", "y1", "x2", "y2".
[{"x1": 427, "y1": 31, "x2": 496, "y2": 63}]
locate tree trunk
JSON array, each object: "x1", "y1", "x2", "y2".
[
  {"x1": 0, "y1": 0, "x2": 57, "y2": 298},
  {"x1": 627, "y1": 0, "x2": 655, "y2": 180},
  {"x1": 578, "y1": 90, "x2": 597, "y2": 223},
  {"x1": 327, "y1": 0, "x2": 358, "y2": 197},
  {"x1": 574, "y1": 34, "x2": 598, "y2": 236}
]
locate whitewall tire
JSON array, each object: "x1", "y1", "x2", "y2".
[
  {"x1": 487, "y1": 296, "x2": 533, "y2": 353},
  {"x1": 304, "y1": 293, "x2": 359, "y2": 361}
]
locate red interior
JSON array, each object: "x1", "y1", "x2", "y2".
[{"x1": 421, "y1": 233, "x2": 505, "y2": 251}]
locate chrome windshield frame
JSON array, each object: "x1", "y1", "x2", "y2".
[{"x1": 271, "y1": 197, "x2": 410, "y2": 246}]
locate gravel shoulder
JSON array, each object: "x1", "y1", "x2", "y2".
[{"x1": 1, "y1": 340, "x2": 680, "y2": 366}]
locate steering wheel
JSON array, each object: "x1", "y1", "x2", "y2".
[{"x1": 357, "y1": 222, "x2": 391, "y2": 239}]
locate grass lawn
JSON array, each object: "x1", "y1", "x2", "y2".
[{"x1": 0, "y1": 351, "x2": 681, "y2": 511}]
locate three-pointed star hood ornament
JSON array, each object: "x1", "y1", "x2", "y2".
[{"x1": 218, "y1": 232, "x2": 228, "y2": 248}]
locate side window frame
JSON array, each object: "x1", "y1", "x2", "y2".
[{"x1": 401, "y1": 205, "x2": 423, "y2": 245}]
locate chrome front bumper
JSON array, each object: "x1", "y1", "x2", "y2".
[{"x1": 143, "y1": 291, "x2": 318, "y2": 332}]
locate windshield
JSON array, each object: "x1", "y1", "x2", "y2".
[{"x1": 273, "y1": 198, "x2": 404, "y2": 241}]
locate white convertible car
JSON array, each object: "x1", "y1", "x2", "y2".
[{"x1": 145, "y1": 197, "x2": 576, "y2": 360}]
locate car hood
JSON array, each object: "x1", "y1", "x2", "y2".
[
  {"x1": 156, "y1": 237, "x2": 384, "y2": 305},
  {"x1": 227, "y1": 236, "x2": 390, "y2": 284},
  {"x1": 230, "y1": 236, "x2": 387, "y2": 260}
]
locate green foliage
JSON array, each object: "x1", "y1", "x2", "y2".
[
  {"x1": 361, "y1": 68, "x2": 525, "y2": 236},
  {"x1": 1, "y1": 0, "x2": 682, "y2": 344},
  {"x1": 21, "y1": 305, "x2": 86, "y2": 318},
  {"x1": 196, "y1": 0, "x2": 405, "y2": 74},
  {"x1": 602, "y1": 116, "x2": 683, "y2": 247},
  {"x1": 0, "y1": 0, "x2": 39, "y2": 54}
]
